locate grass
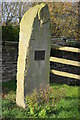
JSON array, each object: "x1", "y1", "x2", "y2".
[{"x1": 1, "y1": 80, "x2": 80, "y2": 119}]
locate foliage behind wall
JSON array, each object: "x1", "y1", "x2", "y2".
[
  {"x1": 2, "y1": 2, "x2": 80, "y2": 41},
  {"x1": 2, "y1": 25, "x2": 19, "y2": 41}
]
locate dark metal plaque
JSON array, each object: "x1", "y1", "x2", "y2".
[{"x1": 34, "y1": 51, "x2": 45, "y2": 60}]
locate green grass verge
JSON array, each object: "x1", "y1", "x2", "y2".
[{"x1": 2, "y1": 80, "x2": 80, "y2": 119}]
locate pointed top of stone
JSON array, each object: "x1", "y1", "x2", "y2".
[{"x1": 20, "y1": 3, "x2": 49, "y2": 29}]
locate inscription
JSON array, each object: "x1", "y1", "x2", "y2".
[{"x1": 34, "y1": 51, "x2": 45, "y2": 60}]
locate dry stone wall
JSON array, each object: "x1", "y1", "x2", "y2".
[
  {"x1": 0, "y1": 42, "x2": 2, "y2": 83},
  {"x1": 2, "y1": 41, "x2": 80, "y2": 86},
  {"x1": 2, "y1": 43, "x2": 18, "y2": 81}
]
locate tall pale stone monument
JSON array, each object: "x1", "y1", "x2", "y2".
[{"x1": 16, "y1": 3, "x2": 51, "y2": 108}]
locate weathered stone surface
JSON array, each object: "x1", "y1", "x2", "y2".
[
  {"x1": 2, "y1": 44, "x2": 18, "y2": 82},
  {"x1": 16, "y1": 3, "x2": 51, "y2": 108}
]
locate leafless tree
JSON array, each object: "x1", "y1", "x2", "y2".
[{"x1": 2, "y1": 2, "x2": 32, "y2": 25}]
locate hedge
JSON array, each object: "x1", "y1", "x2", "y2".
[{"x1": 2, "y1": 25, "x2": 20, "y2": 42}]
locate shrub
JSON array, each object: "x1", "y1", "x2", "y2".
[
  {"x1": 2, "y1": 25, "x2": 20, "y2": 42},
  {"x1": 25, "y1": 83, "x2": 65, "y2": 117}
]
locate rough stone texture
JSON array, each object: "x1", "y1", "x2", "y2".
[
  {"x1": 0, "y1": 42, "x2": 2, "y2": 84},
  {"x1": 2, "y1": 42, "x2": 80, "y2": 85},
  {"x1": 2, "y1": 43, "x2": 18, "y2": 82},
  {"x1": 16, "y1": 3, "x2": 51, "y2": 108}
]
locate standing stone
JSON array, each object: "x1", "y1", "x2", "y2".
[{"x1": 16, "y1": 3, "x2": 51, "y2": 108}]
